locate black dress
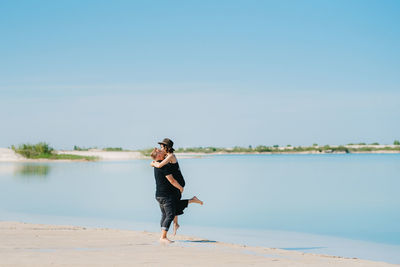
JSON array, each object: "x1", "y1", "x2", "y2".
[{"x1": 167, "y1": 162, "x2": 188, "y2": 215}]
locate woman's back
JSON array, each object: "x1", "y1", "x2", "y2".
[{"x1": 167, "y1": 162, "x2": 185, "y2": 188}]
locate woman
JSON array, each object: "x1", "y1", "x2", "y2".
[{"x1": 152, "y1": 138, "x2": 203, "y2": 235}]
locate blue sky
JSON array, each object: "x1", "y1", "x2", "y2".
[{"x1": 0, "y1": 0, "x2": 399, "y2": 149}]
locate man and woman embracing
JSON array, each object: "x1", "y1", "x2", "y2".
[{"x1": 150, "y1": 138, "x2": 203, "y2": 243}]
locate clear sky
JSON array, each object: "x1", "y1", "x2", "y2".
[{"x1": 1, "y1": 0, "x2": 399, "y2": 149}]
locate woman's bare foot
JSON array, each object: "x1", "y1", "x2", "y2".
[
  {"x1": 173, "y1": 223, "x2": 180, "y2": 236},
  {"x1": 189, "y1": 196, "x2": 203, "y2": 205},
  {"x1": 159, "y1": 237, "x2": 174, "y2": 244}
]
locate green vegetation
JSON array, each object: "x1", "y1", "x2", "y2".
[
  {"x1": 139, "y1": 143, "x2": 400, "y2": 155},
  {"x1": 12, "y1": 142, "x2": 53, "y2": 158},
  {"x1": 74, "y1": 145, "x2": 88, "y2": 151},
  {"x1": 103, "y1": 147, "x2": 123, "y2": 151},
  {"x1": 73, "y1": 145, "x2": 98, "y2": 151},
  {"x1": 51, "y1": 154, "x2": 98, "y2": 161},
  {"x1": 331, "y1": 146, "x2": 349, "y2": 153},
  {"x1": 394, "y1": 140, "x2": 400, "y2": 145},
  {"x1": 13, "y1": 143, "x2": 98, "y2": 161}
]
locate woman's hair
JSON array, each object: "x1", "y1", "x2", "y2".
[
  {"x1": 165, "y1": 146, "x2": 175, "y2": 153},
  {"x1": 162, "y1": 144, "x2": 175, "y2": 153}
]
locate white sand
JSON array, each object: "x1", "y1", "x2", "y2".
[
  {"x1": 0, "y1": 148, "x2": 25, "y2": 162},
  {"x1": 0, "y1": 148, "x2": 144, "y2": 162},
  {"x1": 56, "y1": 149, "x2": 144, "y2": 160},
  {"x1": 0, "y1": 221, "x2": 396, "y2": 267}
]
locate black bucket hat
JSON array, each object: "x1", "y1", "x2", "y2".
[{"x1": 158, "y1": 138, "x2": 174, "y2": 148}]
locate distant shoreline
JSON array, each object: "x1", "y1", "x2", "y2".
[
  {"x1": 1, "y1": 147, "x2": 399, "y2": 162},
  {"x1": 170, "y1": 144, "x2": 400, "y2": 155},
  {"x1": 175, "y1": 150, "x2": 400, "y2": 157}
]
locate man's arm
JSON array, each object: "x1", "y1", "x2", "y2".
[{"x1": 165, "y1": 174, "x2": 183, "y2": 193}]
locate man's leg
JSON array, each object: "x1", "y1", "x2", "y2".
[
  {"x1": 160, "y1": 229, "x2": 169, "y2": 240},
  {"x1": 159, "y1": 196, "x2": 176, "y2": 243},
  {"x1": 157, "y1": 197, "x2": 172, "y2": 243},
  {"x1": 156, "y1": 197, "x2": 166, "y2": 228}
]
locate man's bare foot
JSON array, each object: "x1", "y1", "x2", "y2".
[
  {"x1": 173, "y1": 223, "x2": 180, "y2": 236},
  {"x1": 190, "y1": 196, "x2": 203, "y2": 205},
  {"x1": 159, "y1": 237, "x2": 174, "y2": 244}
]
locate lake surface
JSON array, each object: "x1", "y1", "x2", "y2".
[{"x1": 1, "y1": 154, "x2": 399, "y2": 263}]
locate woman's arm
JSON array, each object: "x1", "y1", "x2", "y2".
[
  {"x1": 152, "y1": 154, "x2": 175, "y2": 168},
  {"x1": 165, "y1": 174, "x2": 183, "y2": 193}
]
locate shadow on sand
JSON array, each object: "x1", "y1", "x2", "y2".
[
  {"x1": 280, "y1": 247, "x2": 327, "y2": 251},
  {"x1": 179, "y1": 239, "x2": 217, "y2": 243}
]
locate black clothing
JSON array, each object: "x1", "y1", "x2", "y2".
[
  {"x1": 156, "y1": 196, "x2": 176, "y2": 231},
  {"x1": 154, "y1": 165, "x2": 175, "y2": 197},
  {"x1": 175, "y1": 191, "x2": 189, "y2": 216},
  {"x1": 165, "y1": 162, "x2": 188, "y2": 215},
  {"x1": 153, "y1": 162, "x2": 177, "y2": 231},
  {"x1": 153, "y1": 160, "x2": 188, "y2": 229},
  {"x1": 166, "y1": 162, "x2": 185, "y2": 188}
]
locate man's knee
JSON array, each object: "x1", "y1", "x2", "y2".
[{"x1": 164, "y1": 199, "x2": 176, "y2": 219}]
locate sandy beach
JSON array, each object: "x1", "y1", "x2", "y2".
[
  {"x1": 0, "y1": 148, "x2": 25, "y2": 162},
  {"x1": 1, "y1": 147, "x2": 398, "y2": 163},
  {"x1": 56, "y1": 150, "x2": 144, "y2": 160},
  {"x1": 0, "y1": 221, "x2": 396, "y2": 267},
  {"x1": 0, "y1": 148, "x2": 144, "y2": 162}
]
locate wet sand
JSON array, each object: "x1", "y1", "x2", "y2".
[{"x1": 0, "y1": 221, "x2": 396, "y2": 267}]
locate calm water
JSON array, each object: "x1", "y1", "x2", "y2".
[{"x1": 1, "y1": 154, "x2": 399, "y2": 263}]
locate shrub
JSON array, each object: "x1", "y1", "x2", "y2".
[
  {"x1": 13, "y1": 142, "x2": 97, "y2": 161},
  {"x1": 13, "y1": 142, "x2": 54, "y2": 158},
  {"x1": 74, "y1": 146, "x2": 93, "y2": 151},
  {"x1": 332, "y1": 146, "x2": 349, "y2": 153},
  {"x1": 103, "y1": 147, "x2": 123, "y2": 151},
  {"x1": 255, "y1": 145, "x2": 272, "y2": 152}
]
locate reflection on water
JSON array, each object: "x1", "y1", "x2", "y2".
[{"x1": 14, "y1": 164, "x2": 51, "y2": 177}]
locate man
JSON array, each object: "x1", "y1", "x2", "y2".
[{"x1": 150, "y1": 148, "x2": 183, "y2": 243}]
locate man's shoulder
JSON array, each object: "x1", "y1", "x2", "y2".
[
  {"x1": 154, "y1": 166, "x2": 164, "y2": 172},
  {"x1": 154, "y1": 165, "x2": 169, "y2": 175}
]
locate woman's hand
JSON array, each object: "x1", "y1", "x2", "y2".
[{"x1": 152, "y1": 161, "x2": 161, "y2": 168}]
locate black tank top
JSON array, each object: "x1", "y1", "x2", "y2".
[{"x1": 167, "y1": 162, "x2": 185, "y2": 187}]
